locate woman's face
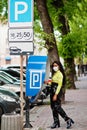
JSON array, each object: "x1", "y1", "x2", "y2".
[
  {"x1": 53, "y1": 63, "x2": 58, "y2": 67},
  {"x1": 53, "y1": 63, "x2": 59, "y2": 71}
]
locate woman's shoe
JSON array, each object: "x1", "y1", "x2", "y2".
[
  {"x1": 67, "y1": 118, "x2": 74, "y2": 129},
  {"x1": 51, "y1": 123, "x2": 60, "y2": 129}
]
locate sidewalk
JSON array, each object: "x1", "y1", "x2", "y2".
[{"x1": 24, "y1": 76, "x2": 87, "y2": 130}]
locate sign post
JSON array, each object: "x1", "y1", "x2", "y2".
[
  {"x1": 24, "y1": 54, "x2": 33, "y2": 128},
  {"x1": 8, "y1": 0, "x2": 34, "y2": 129},
  {"x1": 20, "y1": 54, "x2": 24, "y2": 118}
]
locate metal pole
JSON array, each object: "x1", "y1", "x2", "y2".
[
  {"x1": 24, "y1": 96, "x2": 32, "y2": 128},
  {"x1": 24, "y1": 54, "x2": 32, "y2": 128},
  {"x1": 20, "y1": 54, "x2": 24, "y2": 129}
]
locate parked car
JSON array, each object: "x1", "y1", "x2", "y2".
[
  {"x1": 0, "y1": 80, "x2": 25, "y2": 97},
  {"x1": 0, "y1": 70, "x2": 26, "y2": 85},
  {"x1": 0, "y1": 68, "x2": 26, "y2": 80},
  {"x1": 1, "y1": 64, "x2": 26, "y2": 74},
  {"x1": 0, "y1": 86, "x2": 20, "y2": 118}
]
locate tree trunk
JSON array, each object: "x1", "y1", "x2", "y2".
[
  {"x1": 64, "y1": 58, "x2": 76, "y2": 89},
  {"x1": 36, "y1": 0, "x2": 66, "y2": 103},
  {"x1": 36, "y1": 0, "x2": 59, "y2": 64},
  {"x1": 59, "y1": 14, "x2": 76, "y2": 89}
]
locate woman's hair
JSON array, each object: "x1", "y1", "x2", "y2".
[{"x1": 51, "y1": 61, "x2": 66, "y2": 86}]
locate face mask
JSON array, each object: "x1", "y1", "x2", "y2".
[{"x1": 53, "y1": 66, "x2": 58, "y2": 71}]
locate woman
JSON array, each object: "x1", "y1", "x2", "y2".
[{"x1": 46, "y1": 61, "x2": 74, "y2": 129}]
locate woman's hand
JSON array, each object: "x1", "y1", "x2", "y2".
[
  {"x1": 44, "y1": 79, "x2": 52, "y2": 84},
  {"x1": 53, "y1": 94, "x2": 57, "y2": 101},
  {"x1": 44, "y1": 81, "x2": 48, "y2": 84}
]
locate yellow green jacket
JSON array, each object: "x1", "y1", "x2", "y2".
[{"x1": 52, "y1": 70, "x2": 63, "y2": 95}]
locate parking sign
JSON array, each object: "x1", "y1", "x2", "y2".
[
  {"x1": 26, "y1": 56, "x2": 48, "y2": 96},
  {"x1": 9, "y1": 0, "x2": 33, "y2": 27}
]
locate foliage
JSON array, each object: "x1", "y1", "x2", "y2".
[
  {"x1": 58, "y1": 31, "x2": 82, "y2": 59},
  {"x1": 47, "y1": 0, "x2": 81, "y2": 30},
  {"x1": 56, "y1": 0, "x2": 87, "y2": 60},
  {"x1": 0, "y1": 0, "x2": 8, "y2": 23}
]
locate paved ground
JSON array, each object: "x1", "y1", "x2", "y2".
[{"x1": 24, "y1": 75, "x2": 87, "y2": 130}]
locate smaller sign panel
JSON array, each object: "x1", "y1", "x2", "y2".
[
  {"x1": 9, "y1": 42, "x2": 34, "y2": 55},
  {"x1": 8, "y1": 28, "x2": 33, "y2": 42},
  {"x1": 26, "y1": 55, "x2": 48, "y2": 96}
]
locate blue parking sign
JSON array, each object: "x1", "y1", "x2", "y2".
[
  {"x1": 9, "y1": 0, "x2": 33, "y2": 27},
  {"x1": 26, "y1": 55, "x2": 48, "y2": 96}
]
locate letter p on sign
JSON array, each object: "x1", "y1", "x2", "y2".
[
  {"x1": 15, "y1": 2, "x2": 28, "y2": 21},
  {"x1": 33, "y1": 73, "x2": 39, "y2": 87}
]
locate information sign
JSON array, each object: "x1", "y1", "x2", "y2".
[
  {"x1": 8, "y1": 28, "x2": 33, "y2": 42},
  {"x1": 9, "y1": 0, "x2": 33, "y2": 27},
  {"x1": 26, "y1": 56, "x2": 48, "y2": 96},
  {"x1": 9, "y1": 42, "x2": 34, "y2": 55}
]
